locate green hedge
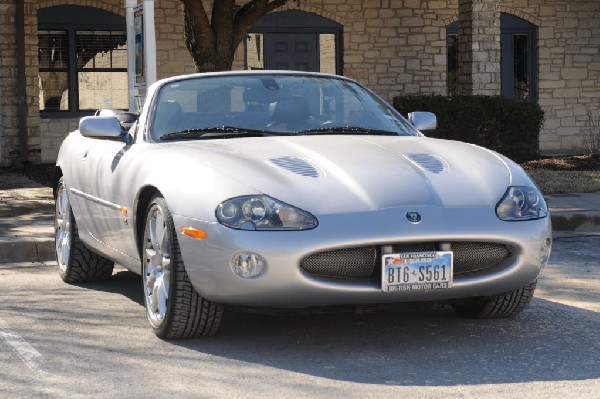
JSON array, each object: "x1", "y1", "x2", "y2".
[{"x1": 393, "y1": 95, "x2": 544, "y2": 162}]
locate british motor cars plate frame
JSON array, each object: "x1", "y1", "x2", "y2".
[{"x1": 382, "y1": 251, "x2": 453, "y2": 292}]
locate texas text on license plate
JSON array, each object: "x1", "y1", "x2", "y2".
[{"x1": 382, "y1": 251, "x2": 453, "y2": 292}]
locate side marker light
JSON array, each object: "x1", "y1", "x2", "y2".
[{"x1": 180, "y1": 227, "x2": 207, "y2": 240}]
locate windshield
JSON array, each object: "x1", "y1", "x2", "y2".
[{"x1": 150, "y1": 74, "x2": 419, "y2": 141}]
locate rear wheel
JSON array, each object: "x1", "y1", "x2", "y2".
[
  {"x1": 54, "y1": 177, "x2": 114, "y2": 283},
  {"x1": 142, "y1": 195, "x2": 223, "y2": 339},
  {"x1": 452, "y1": 280, "x2": 537, "y2": 318}
]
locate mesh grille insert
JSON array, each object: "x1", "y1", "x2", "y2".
[
  {"x1": 452, "y1": 242, "x2": 511, "y2": 274},
  {"x1": 300, "y1": 242, "x2": 510, "y2": 279},
  {"x1": 300, "y1": 247, "x2": 377, "y2": 278}
]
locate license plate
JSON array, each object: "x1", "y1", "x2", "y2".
[{"x1": 382, "y1": 251, "x2": 453, "y2": 292}]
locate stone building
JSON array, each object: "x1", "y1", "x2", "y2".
[{"x1": 0, "y1": 0, "x2": 598, "y2": 165}]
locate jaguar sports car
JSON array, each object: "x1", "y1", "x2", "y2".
[{"x1": 54, "y1": 71, "x2": 552, "y2": 339}]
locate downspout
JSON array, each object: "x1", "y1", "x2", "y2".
[{"x1": 16, "y1": 0, "x2": 28, "y2": 163}]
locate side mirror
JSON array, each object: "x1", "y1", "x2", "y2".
[
  {"x1": 408, "y1": 111, "x2": 437, "y2": 132},
  {"x1": 79, "y1": 116, "x2": 129, "y2": 141}
]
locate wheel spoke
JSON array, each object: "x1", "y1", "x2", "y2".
[
  {"x1": 155, "y1": 213, "x2": 166, "y2": 252},
  {"x1": 162, "y1": 270, "x2": 170, "y2": 297},
  {"x1": 60, "y1": 232, "x2": 70, "y2": 266},
  {"x1": 145, "y1": 247, "x2": 161, "y2": 268},
  {"x1": 151, "y1": 281, "x2": 160, "y2": 315},
  {"x1": 157, "y1": 275, "x2": 168, "y2": 317},
  {"x1": 145, "y1": 269, "x2": 157, "y2": 290}
]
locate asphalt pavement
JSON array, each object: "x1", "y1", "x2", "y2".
[{"x1": 0, "y1": 171, "x2": 599, "y2": 263}]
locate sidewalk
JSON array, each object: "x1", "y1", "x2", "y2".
[
  {"x1": 0, "y1": 173, "x2": 54, "y2": 263},
  {"x1": 1, "y1": 172, "x2": 598, "y2": 263}
]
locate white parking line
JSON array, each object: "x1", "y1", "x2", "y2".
[{"x1": 0, "y1": 315, "x2": 46, "y2": 375}]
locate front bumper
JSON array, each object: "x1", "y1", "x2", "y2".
[{"x1": 172, "y1": 206, "x2": 551, "y2": 308}]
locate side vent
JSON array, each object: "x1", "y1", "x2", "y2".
[
  {"x1": 403, "y1": 153, "x2": 448, "y2": 174},
  {"x1": 267, "y1": 156, "x2": 323, "y2": 178}
]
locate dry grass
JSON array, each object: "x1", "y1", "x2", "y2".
[{"x1": 521, "y1": 154, "x2": 600, "y2": 194}]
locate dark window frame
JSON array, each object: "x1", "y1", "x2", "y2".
[
  {"x1": 38, "y1": 5, "x2": 127, "y2": 118},
  {"x1": 245, "y1": 10, "x2": 344, "y2": 75},
  {"x1": 446, "y1": 13, "x2": 537, "y2": 102}
]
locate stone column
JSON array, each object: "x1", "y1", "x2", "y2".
[{"x1": 457, "y1": 0, "x2": 501, "y2": 96}]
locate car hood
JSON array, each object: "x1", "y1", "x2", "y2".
[{"x1": 176, "y1": 136, "x2": 511, "y2": 214}]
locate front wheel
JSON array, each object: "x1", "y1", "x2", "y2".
[
  {"x1": 54, "y1": 177, "x2": 114, "y2": 283},
  {"x1": 452, "y1": 280, "x2": 537, "y2": 318},
  {"x1": 142, "y1": 195, "x2": 223, "y2": 339}
]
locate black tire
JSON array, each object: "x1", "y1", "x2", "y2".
[
  {"x1": 142, "y1": 195, "x2": 223, "y2": 339},
  {"x1": 54, "y1": 177, "x2": 114, "y2": 283},
  {"x1": 452, "y1": 280, "x2": 537, "y2": 318}
]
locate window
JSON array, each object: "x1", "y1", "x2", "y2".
[
  {"x1": 245, "y1": 10, "x2": 342, "y2": 75},
  {"x1": 38, "y1": 30, "x2": 70, "y2": 111},
  {"x1": 38, "y1": 6, "x2": 127, "y2": 115},
  {"x1": 446, "y1": 33, "x2": 459, "y2": 96},
  {"x1": 446, "y1": 13, "x2": 537, "y2": 102}
]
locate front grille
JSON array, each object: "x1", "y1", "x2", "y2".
[
  {"x1": 300, "y1": 247, "x2": 377, "y2": 278},
  {"x1": 451, "y1": 242, "x2": 510, "y2": 274},
  {"x1": 300, "y1": 242, "x2": 511, "y2": 279}
]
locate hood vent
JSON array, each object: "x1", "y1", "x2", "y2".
[
  {"x1": 267, "y1": 156, "x2": 322, "y2": 178},
  {"x1": 404, "y1": 153, "x2": 447, "y2": 174}
]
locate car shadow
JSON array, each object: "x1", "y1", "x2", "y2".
[
  {"x1": 76, "y1": 268, "x2": 144, "y2": 305},
  {"x1": 88, "y1": 269, "x2": 599, "y2": 387}
]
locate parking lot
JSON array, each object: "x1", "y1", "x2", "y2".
[{"x1": 1, "y1": 233, "x2": 598, "y2": 399}]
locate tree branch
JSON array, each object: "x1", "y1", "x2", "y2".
[{"x1": 233, "y1": 0, "x2": 290, "y2": 49}]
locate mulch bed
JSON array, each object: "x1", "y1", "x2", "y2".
[
  {"x1": 521, "y1": 154, "x2": 600, "y2": 171},
  {"x1": 1, "y1": 163, "x2": 56, "y2": 188}
]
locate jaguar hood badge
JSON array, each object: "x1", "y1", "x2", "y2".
[{"x1": 406, "y1": 211, "x2": 422, "y2": 224}]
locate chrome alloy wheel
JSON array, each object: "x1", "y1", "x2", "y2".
[
  {"x1": 143, "y1": 203, "x2": 172, "y2": 328},
  {"x1": 55, "y1": 182, "x2": 71, "y2": 274}
]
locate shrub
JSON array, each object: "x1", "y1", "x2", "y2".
[
  {"x1": 582, "y1": 110, "x2": 600, "y2": 156},
  {"x1": 393, "y1": 95, "x2": 544, "y2": 162}
]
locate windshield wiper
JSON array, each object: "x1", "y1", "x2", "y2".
[
  {"x1": 160, "y1": 126, "x2": 273, "y2": 141},
  {"x1": 296, "y1": 126, "x2": 407, "y2": 136}
]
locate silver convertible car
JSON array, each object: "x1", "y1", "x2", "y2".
[{"x1": 54, "y1": 71, "x2": 552, "y2": 339}]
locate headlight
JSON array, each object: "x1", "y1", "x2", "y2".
[
  {"x1": 216, "y1": 195, "x2": 318, "y2": 230},
  {"x1": 496, "y1": 186, "x2": 548, "y2": 221}
]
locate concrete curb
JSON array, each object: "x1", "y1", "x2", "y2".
[
  {"x1": 551, "y1": 213, "x2": 600, "y2": 232},
  {"x1": 546, "y1": 192, "x2": 600, "y2": 233},
  {"x1": 0, "y1": 240, "x2": 55, "y2": 263}
]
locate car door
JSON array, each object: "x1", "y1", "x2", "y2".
[{"x1": 71, "y1": 136, "x2": 134, "y2": 255}]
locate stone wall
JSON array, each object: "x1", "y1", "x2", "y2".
[
  {"x1": 40, "y1": 118, "x2": 79, "y2": 162},
  {"x1": 457, "y1": 0, "x2": 501, "y2": 95},
  {"x1": 154, "y1": 0, "x2": 196, "y2": 79},
  {"x1": 267, "y1": 0, "x2": 456, "y2": 99},
  {"x1": 0, "y1": 1, "x2": 19, "y2": 165},
  {"x1": 1, "y1": 0, "x2": 598, "y2": 164},
  {"x1": 255, "y1": 0, "x2": 600, "y2": 153},
  {"x1": 532, "y1": 0, "x2": 600, "y2": 152}
]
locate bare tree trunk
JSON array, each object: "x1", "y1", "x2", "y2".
[{"x1": 181, "y1": 0, "x2": 291, "y2": 73}]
